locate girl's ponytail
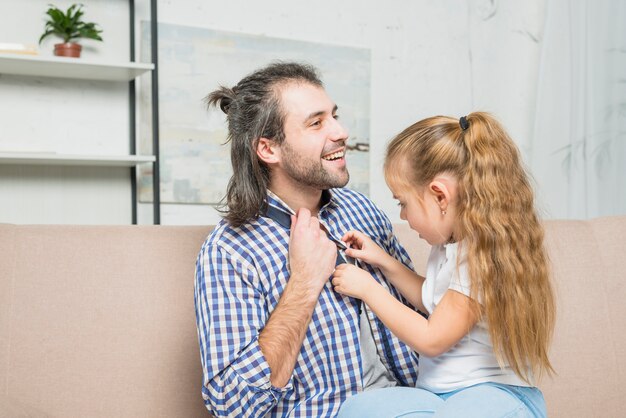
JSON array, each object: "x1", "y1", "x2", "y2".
[{"x1": 458, "y1": 112, "x2": 555, "y2": 383}]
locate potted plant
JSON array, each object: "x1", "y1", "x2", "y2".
[{"x1": 39, "y1": 3, "x2": 103, "y2": 58}]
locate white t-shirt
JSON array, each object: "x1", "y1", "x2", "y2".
[{"x1": 417, "y1": 242, "x2": 530, "y2": 393}]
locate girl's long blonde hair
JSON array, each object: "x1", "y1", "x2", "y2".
[{"x1": 384, "y1": 112, "x2": 555, "y2": 383}]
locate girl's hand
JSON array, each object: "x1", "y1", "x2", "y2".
[
  {"x1": 332, "y1": 264, "x2": 377, "y2": 300},
  {"x1": 342, "y1": 230, "x2": 392, "y2": 270}
]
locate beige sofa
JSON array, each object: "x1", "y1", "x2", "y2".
[{"x1": 1, "y1": 217, "x2": 624, "y2": 417}]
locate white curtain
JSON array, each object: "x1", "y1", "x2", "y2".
[{"x1": 530, "y1": 0, "x2": 626, "y2": 219}]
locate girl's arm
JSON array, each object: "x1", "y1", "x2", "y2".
[
  {"x1": 332, "y1": 265, "x2": 478, "y2": 357},
  {"x1": 375, "y1": 254, "x2": 426, "y2": 312},
  {"x1": 343, "y1": 230, "x2": 426, "y2": 311}
]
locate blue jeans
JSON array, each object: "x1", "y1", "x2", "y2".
[{"x1": 338, "y1": 383, "x2": 547, "y2": 418}]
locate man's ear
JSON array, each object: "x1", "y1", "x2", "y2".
[{"x1": 256, "y1": 137, "x2": 279, "y2": 164}]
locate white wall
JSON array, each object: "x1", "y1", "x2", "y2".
[
  {"x1": 149, "y1": 0, "x2": 546, "y2": 224},
  {"x1": 4, "y1": 0, "x2": 592, "y2": 225},
  {"x1": 0, "y1": 0, "x2": 137, "y2": 224}
]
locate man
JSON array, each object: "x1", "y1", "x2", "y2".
[{"x1": 194, "y1": 62, "x2": 419, "y2": 417}]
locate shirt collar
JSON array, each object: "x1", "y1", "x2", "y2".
[
  {"x1": 265, "y1": 189, "x2": 340, "y2": 216},
  {"x1": 266, "y1": 190, "x2": 295, "y2": 216}
]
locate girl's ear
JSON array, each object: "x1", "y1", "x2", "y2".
[
  {"x1": 428, "y1": 178, "x2": 455, "y2": 212},
  {"x1": 256, "y1": 137, "x2": 279, "y2": 164}
]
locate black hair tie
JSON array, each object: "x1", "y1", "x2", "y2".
[
  {"x1": 459, "y1": 116, "x2": 469, "y2": 131},
  {"x1": 219, "y1": 97, "x2": 232, "y2": 114}
]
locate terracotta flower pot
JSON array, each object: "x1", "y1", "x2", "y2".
[{"x1": 54, "y1": 42, "x2": 82, "y2": 58}]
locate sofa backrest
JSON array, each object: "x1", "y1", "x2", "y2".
[
  {"x1": 0, "y1": 225, "x2": 212, "y2": 417},
  {"x1": 1, "y1": 217, "x2": 625, "y2": 417}
]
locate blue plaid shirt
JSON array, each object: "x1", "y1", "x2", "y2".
[{"x1": 194, "y1": 188, "x2": 419, "y2": 417}]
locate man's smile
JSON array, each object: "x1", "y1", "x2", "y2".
[{"x1": 321, "y1": 148, "x2": 346, "y2": 161}]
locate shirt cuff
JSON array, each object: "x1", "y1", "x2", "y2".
[{"x1": 231, "y1": 337, "x2": 294, "y2": 397}]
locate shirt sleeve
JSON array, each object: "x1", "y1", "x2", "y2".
[
  {"x1": 194, "y1": 241, "x2": 293, "y2": 417},
  {"x1": 448, "y1": 246, "x2": 472, "y2": 298}
]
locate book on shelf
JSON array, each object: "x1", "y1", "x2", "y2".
[{"x1": 0, "y1": 43, "x2": 38, "y2": 55}]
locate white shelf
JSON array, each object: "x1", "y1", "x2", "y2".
[
  {"x1": 0, "y1": 53, "x2": 154, "y2": 81},
  {"x1": 0, "y1": 152, "x2": 156, "y2": 167}
]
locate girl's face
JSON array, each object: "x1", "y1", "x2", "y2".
[{"x1": 389, "y1": 178, "x2": 458, "y2": 246}]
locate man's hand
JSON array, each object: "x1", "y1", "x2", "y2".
[{"x1": 288, "y1": 208, "x2": 337, "y2": 299}]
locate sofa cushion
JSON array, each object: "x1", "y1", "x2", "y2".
[
  {"x1": 0, "y1": 394, "x2": 51, "y2": 418},
  {"x1": 1, "y1": 225, "x2": 212, "y2": 418}
]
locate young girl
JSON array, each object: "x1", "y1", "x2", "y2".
[{"x1": 332, "y1": 112, "x2": 555, "y2": 418}]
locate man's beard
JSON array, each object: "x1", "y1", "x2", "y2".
[{"x1": 280, "y1": 141, "x2": 350, "y2": 189}]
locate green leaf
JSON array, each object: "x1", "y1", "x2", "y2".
[
  {"x1": 39, "y1": 3, "x2": 103, "y2": 44},
  {"x1": 39, "y1": 29, "x2": 56, "y2": 44}
]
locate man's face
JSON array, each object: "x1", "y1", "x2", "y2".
[{"x1": 276, "y1": 82, "x2": 350, "y2": 190}]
